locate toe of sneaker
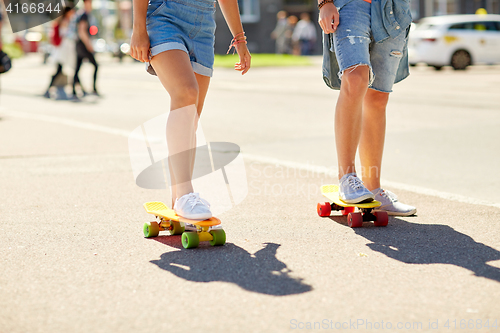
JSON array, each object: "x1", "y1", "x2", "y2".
[{"x1": 378, "y1": 203, "x2": 416, "y2": 216}]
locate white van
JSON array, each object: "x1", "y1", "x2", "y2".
[{"x1": 408, "y1": 14, "x2": 500, "y2": 70}]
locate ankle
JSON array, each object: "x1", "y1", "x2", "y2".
[
  {"x1": 338, "y1": 169, "x2": 357, "y2": 180},
  {"x1": 364, "y1": 182, "x2": 380, "y2": 192}
]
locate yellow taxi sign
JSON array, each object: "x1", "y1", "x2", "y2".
[
  {"x1": 476, "y1": 8, "x2": 488, "y2": 15},
  {"x1": 444, "y1": 35, "x2": 459, "y2": 43}
]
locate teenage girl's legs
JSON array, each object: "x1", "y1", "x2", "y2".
[
  {"x1": 166, "y1": 72, "x2": 210, "y2": 207},
  {"x1": 150, "y1": 50, "x2": 210, "y2": 207}
]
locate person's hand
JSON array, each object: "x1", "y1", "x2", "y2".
[
  {"x1": 318, "y1": 3, "x2": 339, "y2": 34},
  {"x1": 130, "y1": 28, "x2": 150, "y2": 63},
  {"x1": 234, "y1": 42, "x2": 251, "y2": 75}
]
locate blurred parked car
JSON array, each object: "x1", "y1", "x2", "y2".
[
  {"x1": 15, "y1": 31, "x2": 42, "y2": 53},
  {"x1": 409, "y1": 14, "x2": 500, "y2": 70}
]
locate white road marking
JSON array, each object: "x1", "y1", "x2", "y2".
[
  {"x1": 1, "y1": 109, "x2": 133, "y2": 137},
  {"x1": 243, "y1": 153, "x2": 500, "y2": 209},
  {"x1": 3, "y1": 108, "x2": 499, "y2": 209}
]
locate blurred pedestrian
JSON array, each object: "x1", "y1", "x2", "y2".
[
  {"x1": 293, "y1": 13, "x2": 317, "y2": 55},
  {"x1": 72, "y1": 0, "x2": 99, "y2": 100},
  {"x1": 130, "y1": 0, "x2": 251, "y2": 218},
  {"x1": 0, "y1": 8, "x2": 10, "y2": 82},
  {"x1": 319, "y1": 0, "x2": 416, "y2": 215},
  {"x1": 284, "y1": 15, "x2": 298, "y2": 55},
  {"x1": 271, "y1": 11, "x2": 288, "y2": 54},
  {"x1": 44, "y1": 6, "x2": 75, "y2": 100},
  {"x1": 0, "y1": 5, "x2": 11, "y2": 77}
]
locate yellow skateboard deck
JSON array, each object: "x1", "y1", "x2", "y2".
[
  {"x1": 143, "y1": 201, "x2": 225, "y2": 249},
  {"x1": 320, "y1": 185, "x2": 380, "y2": 209},
  {"x1": 317, "y1": 185, "x2": 388, "y2": 228},
  {"x1": 144, "y1": 201, "x2": 221, "y2": 227}
]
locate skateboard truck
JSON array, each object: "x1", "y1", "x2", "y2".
[
  {"x1": 318, "y1": 202, "x2": 389, "y2": 228},
  {"x1": 143, "y1": 201, "x2": 226, "y2": 249},
  {"x1": 318, "y1": 185, "x2": 389, "y2": 228}
]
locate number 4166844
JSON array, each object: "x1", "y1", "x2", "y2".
[
  {"x1": 6, "y1": 2, "x2": 61, "y2": 14},
  {"x1": 444, "y1": 319, "x2": 498, "y2": 330}
]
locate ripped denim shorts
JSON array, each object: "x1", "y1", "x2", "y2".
[
  {"x1": 146, "y1": 0, "x2": 216, "y2": 77},
  {"x1": 332, "y1": 0, "x2": 408, "y2": 93}
]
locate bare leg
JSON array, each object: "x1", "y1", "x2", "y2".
[
  {"x1": 188, "y1": 74, "x2": 211, "y2": 192},
  {"x1": 150, "y1": 50, "x2": 199, "y2": 204},
  {"x1": 195, "y1": 73, "x2": 211, "y2": 116},
  {"x1": 335, "y1": 65, "x2": 370, "y2": 179},
  {"x1": 150, "y1": 50, "x2": 212, "y2": 207},
  {"x1": 359, "y1": 88, "x2": 390, "y2": 191}
]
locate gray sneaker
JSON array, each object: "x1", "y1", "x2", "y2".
[
  {"x1": 339, "y1": 173, "x2": 375, "y2": 204},
  {"x1": 372, "y1": 188, "x2": 417, "y2": 216},
  {"x1": 174, "y1": 193, "x2": 212, "y2": 220}
]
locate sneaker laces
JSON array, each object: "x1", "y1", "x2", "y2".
[
  {"x1": 380, "y1": 190, "x2": 398, "y2": 203},
  {"x1": 185, "y1": 193, "x2": 209, "y2": 210},
  {"x1": 347, "y1": 176, "x2": 364, "y2": 190}
]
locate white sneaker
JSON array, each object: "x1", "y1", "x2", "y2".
[
  {"x1": 174, "y1": 193, "x2": 212, "y2": 220},
  {"x1": 372, "y1": 188, "x2": 417, "y2": 216},
  {"x1": 339, "y1": 173, "x2": 375, "y2": 204}
]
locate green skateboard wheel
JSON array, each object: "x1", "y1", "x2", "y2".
[
  {"x1": 209, "y1": 229, "x2": 226, "y2": 246},
  {"x1": 181, "y1": 232, "x2": 199, "y2": 249},
  {"x1": 144, "y1": 222, "x2": 160, "y2": 238},
  {"x1": 169, "y1": 221, "x2": 185, "y2": 235}
]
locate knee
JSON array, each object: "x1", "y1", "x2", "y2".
[
  {"x1": 366, "y1": 89, "x2": 390, "y2": 111},
  {"x1": 341, "y1": 65, "x2": 370, "y2": 95},
  {"x1": 173, "y1": 84, "x2": 199, "y2": 107}
]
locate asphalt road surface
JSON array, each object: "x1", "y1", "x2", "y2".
[{"x1": 1, "y1": 55, "x2": 499, "y2": 333}]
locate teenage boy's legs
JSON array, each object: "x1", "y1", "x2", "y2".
[
  {"x1": 332, "y1": 0, "x2": 374, "y2": 202},
  {"x1": 359, "y1": 89, "x2": 389, "y2": 190},
  {"x1": 359, "y1": 33, "x2": 402, "y2": 190},
  {"x1": 336, "y1": 66, "x2": 370, "y2": 178},
  {"x1": 359, "y1": 30, "x2": 416, "y2": 215}
]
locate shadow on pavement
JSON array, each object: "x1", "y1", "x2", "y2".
[
  {"x1": 329, "y1": 215, "x2": 500, "y2": 283},
  {"x1": 149, "y1": 239, "x2": 313, "y2": 296}
]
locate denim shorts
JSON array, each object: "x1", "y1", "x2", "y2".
[
  {"x1": 332, "y1": 0, "x2": 408, "y2": 93},
  {"x1": 146, "y1": 0, "x2": 216, "y2": 77}
]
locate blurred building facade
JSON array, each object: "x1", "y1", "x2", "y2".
[{"x1": 214, "y1": 0, "x2": 500, "y2": 54}]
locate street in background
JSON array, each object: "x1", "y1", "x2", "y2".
[{"x1": 409, "y1": 13, "x2": 500, "y2": 70}]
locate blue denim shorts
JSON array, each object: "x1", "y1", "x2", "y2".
[
  {"x1": 146, "y1": 0, "x2": 216, "y2": 77},
  {"x1": 332, "y1": 0, "x2": 408, "y2": 93}
]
